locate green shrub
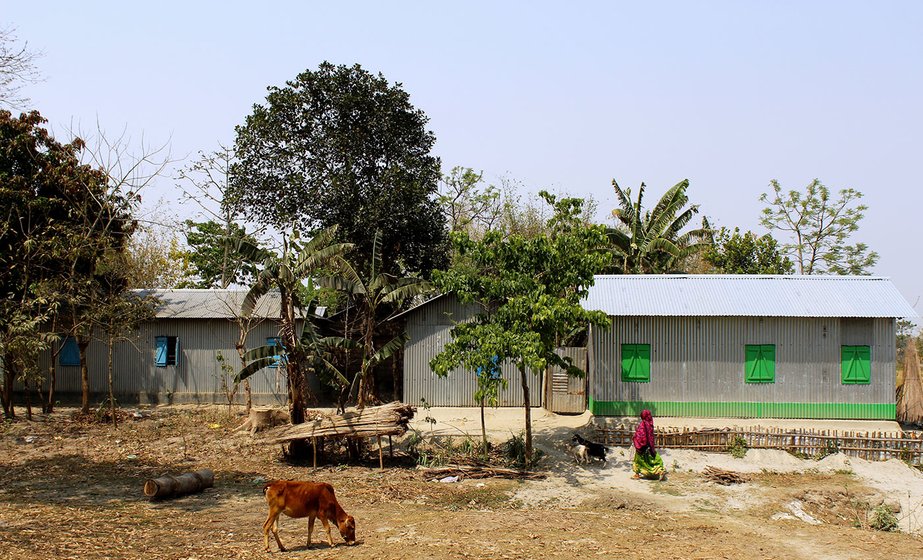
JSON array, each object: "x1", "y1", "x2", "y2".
[
  {"x1": 727, "y1": 435, "x2": 748, "y2": 459},
  {"x1": 869, "y1": 505, "x2": 899, "y2": 532}
]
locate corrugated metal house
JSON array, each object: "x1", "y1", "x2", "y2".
[
  {"x1": 585, "y1": 275, "x2": 918, "y2": 419},
  {"x1": 400, "y1": 294, "x2": 545, "y2": 408},
  {"x1": 38, "y1": 290, "x2": 297, "y2": 406}
]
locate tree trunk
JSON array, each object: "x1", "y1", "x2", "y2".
[
  {"x1": 46, "y1": 342, "x2": 59, "y2": 413},
  {"x1": 143, "y1": 469, "x2": 214, "y2": 500},
  {"x1": 244, "y1": 379, "x2": 252, "y2": 415},
  {"x1": 79, "y1": 337, "x2": 91, "y2": 414},
  {"x1": 1, "y1": 356, "x2": 14, "y2": 419},
  {"x1": 107, "y1": 333, "x2": 117, "y2": 428},
  {"x1": 236, "y1": 327, "x2": 252, "y2": 415},
  {"x1": 24, "y1": 380, "x2": 32, "y2": 420},
  {"x1": 480, "y1": 396, "x2": 489, "y2": 461},
  {"x1": 518, "y1": 363, "x2": 533, "y2": 467}
]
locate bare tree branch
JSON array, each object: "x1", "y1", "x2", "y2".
[{"x1": 0, "y1": 26, "x2": 42, "y2": 109}]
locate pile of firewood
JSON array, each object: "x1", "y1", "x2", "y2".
[
  {"x1": 421, "y1": 465, "x2": 547, "y2": 481},
  {"x1": 703, "y1": 465, "x2": 749, "y2": 485},
  {"x1": 255, "y1": 401, "x2": 416, "y2": 444}
]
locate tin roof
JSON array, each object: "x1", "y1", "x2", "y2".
[
  {"x1": 137, "y1": 289, "x2": 325, "y2": 320},
  {"x1": 584, "y1": 275, "x2": 918, "y2": 318}
]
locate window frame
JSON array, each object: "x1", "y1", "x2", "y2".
[{"x1": 155, "y1": 336, "x2": 180, "y2": 367}]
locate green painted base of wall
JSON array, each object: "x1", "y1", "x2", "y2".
[{"x1": 589, "y1": 398, "x2": 896, "y2": 420}]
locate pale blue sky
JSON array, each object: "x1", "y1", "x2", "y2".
[{"x1": 5, "y1": 2, "x2": 922, "y2": 311}]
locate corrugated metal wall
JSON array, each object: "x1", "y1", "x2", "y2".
[
  {"x1": 402, "y1": 296, "x2": 543, "y2": 407},
  {"x1": 590, "y1": 316, "x2": 896, "y2": 411},
  {"x1": 37, "y1": 319, "x2": 291, "y2": 406}
]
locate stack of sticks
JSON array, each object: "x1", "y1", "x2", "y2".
[
  {"x1": 703, "y1": 465, "x2": 749, "y2": 485},
  {"x1": 421, "y1": 465, "x2": 547, "y2": 481},
  {"x1": 256, "y1": 401, "x2": 416, "y2": 444}
]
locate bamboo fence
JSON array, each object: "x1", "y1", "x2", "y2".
[{"x1": 595, "y1": 425, "x2": 923, "y2": 465}]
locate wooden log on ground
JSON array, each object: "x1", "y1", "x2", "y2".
[{"x1": 143, "y1": 468, "x2": 214, "y2": 500}]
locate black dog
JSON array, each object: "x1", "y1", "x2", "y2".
[{"x1": 572, "y1": 433, "x2": 608, "y2": 463}]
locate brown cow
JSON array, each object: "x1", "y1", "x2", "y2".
[{"x1": 262, "y1": 480, "x2": 357, "y2": 552}]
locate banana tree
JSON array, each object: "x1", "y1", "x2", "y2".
[
  {"x1": 322, "y1": 231, "x2": 431, "y2": 408},
  {"x1": 237, "y1": 226, "x2": 352, "y2": 425},
  {"x1": 608, "y1": 179, "x2": 711, "y2": 274}
]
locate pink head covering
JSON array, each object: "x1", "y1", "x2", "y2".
[{"x1": 632, "y1": 409, "x2": 656, "y2": 453}]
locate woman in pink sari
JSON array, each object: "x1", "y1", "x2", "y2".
[{"x1": 632, "y1": 409, "x2": 666, "y2": 480}]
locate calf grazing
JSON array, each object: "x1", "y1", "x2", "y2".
[
  {"x1": 262, "y1": 480, "x2": 356, "y2": 552},
  {"x1": 572, "y1": 433, "x2": 608, "y2": 463}
]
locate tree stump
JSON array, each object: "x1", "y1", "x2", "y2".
[
  {"x1": 235, "y1": 407, "x2": 289, "y2": 436},
  {"x1": 143, "y1": 468, "x2": 214, "y2": 500}
]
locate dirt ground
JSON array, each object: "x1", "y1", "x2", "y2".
[{"x1": 1, "y1": 405, "x2": 922, "y2": 560}]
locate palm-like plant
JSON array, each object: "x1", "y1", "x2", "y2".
[
  {"x1": 236, "y1": 225, "x2": 353, "y2": 425},
  {"x1": 322, "y1": 231, "x2": 431, "y2": 408},
  {"x1": 608, "y1": 179, "x2": 711, "y2": 274}
]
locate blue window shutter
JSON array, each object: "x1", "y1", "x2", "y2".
[
  {"x1": 267, "y1": 337, "x2": 280, "y2": 368},
  {"x1": 59, "y1": 337, "x2": 80, "y2": 366},
  {"x1": 155, "y1": 336, "x2": 167, "y2": 367}
]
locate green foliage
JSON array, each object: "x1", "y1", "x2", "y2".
[
  {"x1": 438, "y1": 167, "x2": 502, "y2": 237},
  {"x1": 430, "y1": 192, "x2": 609, "y2": 465},
  {"x1": 869, "y1": 504, "x2": 899, "y2": 532},
  {"x1": 179, "y1": 220, "x2": 268, "y2": 288},
  {"x1": 607, "y1": 179, "x2": 712, "y2": 274},
  {"x1": 230, "y1": 61, "x2": 448, "y2": 277},
  {"x1": 759, "y1": 179, "x2": 878, "y2": 275},
  {"x1": 238, "y1": 226, "x2": 353, "y2": 423},
  {"x1": 503, "y1": 431, "x2": 543, "y2": 468},
  {"x1": 320, "y1": 230, "x2": 430, "y2": 408},
  {"x1": 727, "y1": 435, "x2": 749, "y2": 458},
  {"x1": 815, "y1": 439, "x2": 840, "y2": 460},
  {"x1": 703, "y1": 227, "x2": 794, "y2": 274}
]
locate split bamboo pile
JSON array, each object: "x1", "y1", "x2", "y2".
[
  {"x1": 595, "y1": 425, "x2": 923, "y2": 465},
  {"x1": 421, "y1": 465, "x2": 547, "y2": 481},
  {"x1": 703, "y1": 466, "x2": 748, "y2": 485},
  {"x1": 255, "y1": 401, "x2": 416, "y2": 444},
  {"x1": 898, "y1": 337, "x2": 923, "y2": 425}
]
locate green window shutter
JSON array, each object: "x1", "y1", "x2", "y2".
[
  {"x1": 842, "y1": 345, "x2": 871, "y2": 385},
  {"x1": 745, "y1": 344, "x2": 775, "y2": 384},
  {"x1": 621, "y1": 343, "x2": 650, "y2": 382}
]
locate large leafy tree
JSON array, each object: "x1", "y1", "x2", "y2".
[
  {"x1": 703, "y1": 227, "x2": 794, "y2": 274},
  {"x1": 0, "y1": 111, "x2": 136, "y2": 417},
  {"x1": 229, "y1": 62, "x2": 449, "y2": 277},
  {"x1": 431, "y1": 192, "x2": 610, "y2": 466},
  {"x1": 608, "y1": 179, "x2": 711, "y2": 274},
  {"x1": 759, "y1": 179, "x2": 878, "y2": 275}
]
